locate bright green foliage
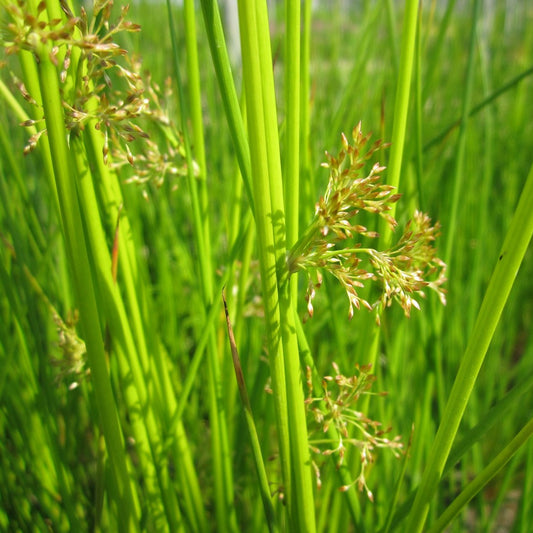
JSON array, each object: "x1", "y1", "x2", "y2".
[{"x1": 1, "y1": 0, "x2": 533, "y2": 532}]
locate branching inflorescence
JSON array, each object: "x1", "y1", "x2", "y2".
[
  {"x1": 292, "y1": 124, "x2": 447, "y2": 499},
  {"x1": 305, "y1": 363, "x2": 403, "y2": 501},
  {"x1": 287, "y1": 123, "x2": 447, "y2": 322},
  {"x1": 2, "y1": 0, "x2": 194, "y2": 190}
]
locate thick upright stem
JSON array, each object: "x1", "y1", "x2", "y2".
[{"x1": 238, "y1": 1, "x2": 316, "y2": 529}]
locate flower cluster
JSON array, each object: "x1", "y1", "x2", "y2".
[
  {"x1": 367, "y1": 210, "x2": 447, "y2": 318},
  {"x1": 50, "y1": 309, "x2": 89, "y2": 390},
  {"x1": 3, "y1": 0, "x2": 193, "y2": 190},
  {"x1": 287, "y1": 123, "x2": 446, "y2": 321},
  {"x1": 315, "y1": 124, "x2": 398, "y2": 238},
  {"x1": 305, "y1": 363, "x2": 403, "y2": 500},
  {"x1": 3, "y1": 0, "x2": 81, "y2": 57}
]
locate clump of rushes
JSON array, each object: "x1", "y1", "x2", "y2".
[
  {"x1": 3, "y1": 0, "x2": 193, "y2": 190},
  {"x1": 287, "y1": 123, "x2": 447, "y2": 322},
  {"x1": 305, "y1": 362, "x2": 403, "y2": 501}
]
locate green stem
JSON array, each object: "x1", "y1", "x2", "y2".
[
  {"x1": 167, "y1": 1, "x2": 236, "y2": 530},
  {"x1": 405, "y1": 160, "x2": 533, "y2": 532},
  {"x1": 184, "y1": 0, "x2": 210, "y2": 253},
  {"x1": 78, "y1": 81, "x2": 206, "y2": 532},
  {"x1": 33, "y1": 29, "x2": 139, "y2": 531},
  {"x1": 237, "y1": 1, "x2": 316, "y2": 528},
  {"x1": 424, "y1": 65, "x2": 533, "y2": 152},
  {"x1": 299, "y1": 0, "x2": 313, "y2": 213},
  {"x1": 382, "y1": 0, "x2": 419, "y2": 240},
  {"x1": 199, "y1": 0, "x2": 254, "y2": 209},
  {"x1": 356, "y1": 0, "x2": 420, "y2": 373},
  {"x1": 236, "y1": 0, "x2": 292, "y2": 520},
  {"x1": 222, "y1": 294, "x2": 279, "y2": 533},
  {"x1": 284, "y1": 0, "x2": 300, "y2": 250},
  {"x1": 294, "y1": 312, "x2": 363, "y2": 527},
  {"x1": 71, "y1": 135, "x2": 181, "y2": 531},
  {"x1": 254, "y1": 1, "x2": 316, "y2": 529},
  {"x1": 427, "y1": 417, "x2": 533, "y2": 533},
  {"x1": 413, "y1": 9, "x2": 425, "y2": 211}
]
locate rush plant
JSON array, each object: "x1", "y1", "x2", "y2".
[{"x1": 1, "y1": 0, "x2": 533, "y2": 532}]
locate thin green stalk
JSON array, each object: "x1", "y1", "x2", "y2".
[
  {"x1": 166, "y1": 2, "x2": 236, "y2": 530},
  {"x1": 427, "y1": 417, "x2": 533, "y2": 533},
  {"x1": 519, "y1": 439, "x2": 533, "y2": 531},
  {"x1": 184, "y1": 0, "x2": 210, "y2": 259},
  {"x1": 299, "y1": 0, "x2": 313, "y2": 213},
  {"x1": 413, "y1": 9, "x2": 425, "y2": 211},
  {"x1": 167, "y1": 220, "x2": 250, "y2": 429},
  {"x1": 359, "y1": 0, "x2": 419, "y2": 390},
  {"x1": 199, "y1": 0, "x2": 254, "y2": 207},
  {"x1": 284, "y1": 0, "x2": 300, "y2": 251},
  {"x1": 32, "y1": 25, "x2": 139, "y2": 532},
  {"x1": 421, "y1": 0, "x2": 457, "y2": 100},
  {"x1": 294, "y1": 313, "x2": 362, "y2": 528},
  {"x1": 278, "y1": 282, "x2": 315, "y2": 532},
  {"x1": 424, "y1": 65, "x2": 533, "y2": 152},
  {"x1": 385, "y1": 0, "x2": 399, "y2": 76},
  {"x1": 223, "y1": 293, "x2": 278, "y2": 533},
  {"x1": 70, "y1": 136, "x2": 181, "y2": 531},
  {"x1": 405, "y1": 160, "x2": 533, "y2": 532},
  {"x1": 284, "y1": 3, "x2": 302, "y2": 403},
  {"x1": 223, "y1": 144, "x2": 248, "y2": 429},
  {"x1": 382, "y1": 0, "x2": 419, "y2": 237}
]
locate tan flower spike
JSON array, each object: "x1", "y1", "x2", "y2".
[{"x1": 287, "y1": 124, "x2": 446, "y2": 321}]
